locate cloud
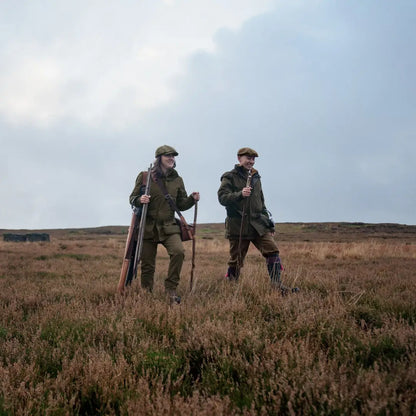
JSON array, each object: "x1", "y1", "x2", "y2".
[
  {"x1": 0, "y1": 0, "x2": 273, "y2": 128},
  {"x1": 139, "y1": 1, "x2": 416, "y2": 224},
  {"x1": 1, "y1": 0, "x2": 415, "y2": 229}
]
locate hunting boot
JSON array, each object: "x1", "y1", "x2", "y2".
[
  {"x1": 225, "y1": 266, "x2": 240, "y2": 282},
  {"x1": 166, "y1": 289, "x2": 181, "y2": 305},
  {"x1": 266, "y1": 255, "x2": 299, "y2": 295}
]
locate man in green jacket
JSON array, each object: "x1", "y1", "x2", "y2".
[
  {"x1": 130, "y1": 145, "x2": 200, "y2": 304},
  {"x1": 218, "y1": 147, "x2": 298, "y2": 294}
]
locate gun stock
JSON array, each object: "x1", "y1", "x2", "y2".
[{"x1": 117, "y1": 211, "x2": 140, "y2": 293}]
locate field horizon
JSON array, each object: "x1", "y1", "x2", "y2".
[{"x1": 2, "y1": 221, "x2": 416, "y2": 242}]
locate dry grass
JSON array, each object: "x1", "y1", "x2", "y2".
[{"x1": 1, "y1": 226, "x2": 416, "y2": 415}]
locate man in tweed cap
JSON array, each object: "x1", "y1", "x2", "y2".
[{"x1": 218, "y1": 147, "x2": 298, "y2": 294}]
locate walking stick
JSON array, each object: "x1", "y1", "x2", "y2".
[
  {"x1": 237, "y1": 169, "x2": 252, "y2": 275},
  {"x1": 190, "y1": 200, "x2": 198, "y2": 291}
]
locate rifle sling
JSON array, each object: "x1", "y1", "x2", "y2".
[{"x1": 154, "y1": 175, "x2": 184, "y2": 219}]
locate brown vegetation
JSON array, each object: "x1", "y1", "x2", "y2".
[{"x1": 1, "y1": 223, "x2": 415, "y2": 415}]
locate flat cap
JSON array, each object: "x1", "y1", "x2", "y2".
[
  {"x1": 237, "y1": 147, "x2": 259, "y2": 157},
  {"x1": 155, "y1": 145, "x2": 178, "y2": 157}
]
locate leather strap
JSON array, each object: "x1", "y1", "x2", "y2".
[{"x1": 153, "y1": 174, "x2": 183, "y2": 218}]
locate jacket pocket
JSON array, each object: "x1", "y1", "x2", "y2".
[
  {"x1": 164, "y1": 220, "x2": 180, "y2": 235},
  {"x1": 257, "y1": 213, "x2": 274, "y2": 229}
]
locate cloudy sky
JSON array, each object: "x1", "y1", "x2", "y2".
[{"x1": 1, "y1": 0, "x2": 415, "y2": 229}]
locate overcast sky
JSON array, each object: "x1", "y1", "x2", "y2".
[{"x1": 1, "y1": 0, "x2": 415, "y2": 229}]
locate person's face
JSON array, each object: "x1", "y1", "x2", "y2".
[
  {"x1": 238, "y1": 155, "x2": 256, "y2": 171},
  {"x1": 161, "y1": 153, "x2": 176, "y2": 170}
]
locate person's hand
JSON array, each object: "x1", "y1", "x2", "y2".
[
  {"x1": 191, "y1": 192, "x2": 200, "y2": 201},
  {"x1": 140, "y1": 194, "x2": 151, "y2": 204},
  {"x1": 242, "y1": 186, "x2": 252, "y2": 197}
]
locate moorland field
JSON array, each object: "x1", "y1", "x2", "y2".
[{"x1": 1, "y1": 222, "x2": 416, "y2": 415}]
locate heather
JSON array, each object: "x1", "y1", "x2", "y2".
[{"x1": 1, "y1": 224, "x2": 415, "y2": 415}]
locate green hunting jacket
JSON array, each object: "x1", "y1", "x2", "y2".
[
  {"x1": 130, "y1": 169, "x2": 195, "y2": 241},
  {"x1": 218, "y1": 165, "x2": 275, "y2": 239}
]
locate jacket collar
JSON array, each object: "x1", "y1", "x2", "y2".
[
  {"x1": 234, "y1": 164, "x2": 258, "y2": 176},
  {"x1": 153, "y1": 168, "x2": 179, "y2": 182}
]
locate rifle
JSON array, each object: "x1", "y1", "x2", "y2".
[
  {"x1": 237, "y1": 169, "x2": 252, "y2": 274},
  {"x1": 117, "y1": 163, "x2": 152, "y2": 293},
  {"x1": 131, "y1": 164, "x2": 152, "y2": 281}
]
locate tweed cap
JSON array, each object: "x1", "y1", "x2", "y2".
[
  {"x1": 237, "y1": 147, "x2": 259, "y2": 157},
  {"x1": 155, "y1": 145, "x2": 178, "y2": 157}
]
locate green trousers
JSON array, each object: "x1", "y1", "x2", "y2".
[
  {"x1": 228, "y1": 232, "x2": 279, "y2": 269},
  {"x1": 140, "y1": 233, "x2": 185, "y2": 291}
]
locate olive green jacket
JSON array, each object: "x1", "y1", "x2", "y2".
[
  {"x1": 218, "y1": 165, "x2": 274, "y2": 239},
  {"x1": 130, "y1": 169, "x2": 195, "y2": 241}
]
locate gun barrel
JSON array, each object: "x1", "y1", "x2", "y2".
[{"x1": 132, "y1": 163, "x2": 153, "y2": 280}]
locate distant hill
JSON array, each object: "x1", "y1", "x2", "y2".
[{"x1": 2, "y1": 222, "x2": 416, "y2": 243}]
